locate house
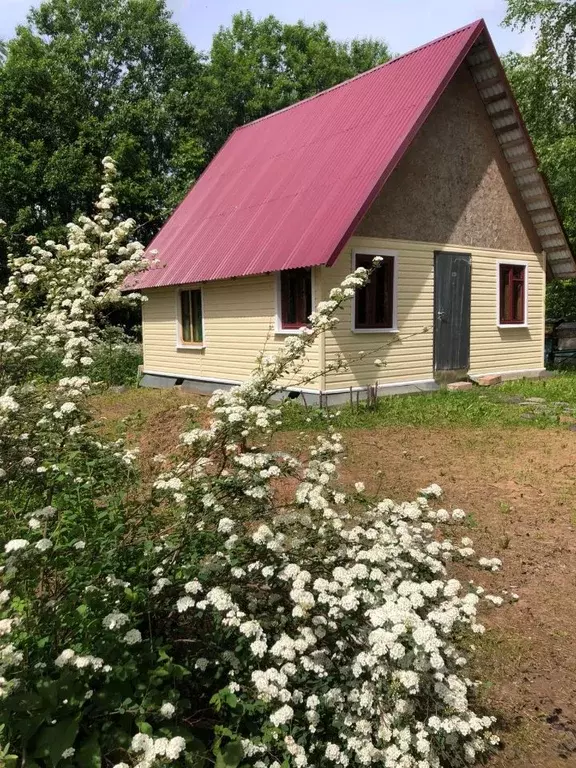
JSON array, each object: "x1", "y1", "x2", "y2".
[{"x1": 132, "y1": 18, "x2": 576, "y2": 403}]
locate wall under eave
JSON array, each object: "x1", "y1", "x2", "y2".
[
  {"x1": 321, "y1": 237, "x2": 544, "y2": 391},
  {"x1": 141, "y1": 272, "x2": 322, "y2": 388}
]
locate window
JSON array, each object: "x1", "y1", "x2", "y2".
[
  {"x1": 499, "y1": 263, "x2": 526, "y2": 325},
  {"x1": 354, "y1": 253, "x2": 395, "y2": 330},
  {"x1": 179, "y1": 289, "x2": 203, "y2": 344},
  {"x1": 279, "y1": 268, "x2": 312, "y2": 330}
]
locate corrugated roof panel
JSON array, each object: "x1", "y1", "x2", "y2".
[
  {"x1": 132, "y1": 20, "x2": 487, "y2": 289},
  {"x1": 131, "y1": 17, "x2": 575, "y2": 289}
]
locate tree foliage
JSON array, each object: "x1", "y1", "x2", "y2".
[
  {"x1": 0, "y1": 0, "x2": 206, "y2": 262},
  {"x1": 0, "y1": 2, "x2": 389, "y2": 277},
  {"x1": 546, "y1": 278, "x2": 576, "y2": 321},
  {"x1": 505, "y1": 0, "x2": 576, "y2": 73},
  {"x1": 203, "y1": 12, "x2": 390, "y2": 157},
  {"x1": 504, "y1": 51, "x2": 576, "y2": 245}
]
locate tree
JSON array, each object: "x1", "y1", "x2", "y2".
[
  {"x1": 504, "y1": 51, "x2": 576, "y2": 244},
  {"x1": 0, "y1": 0, "x2": 206, "y2": 262},
  {"x1": 203, "y1": 12, "x2": 391, "y2": 157},
  {"x1": 505, "y1": 0, "x2": 576, "y2": 73}
]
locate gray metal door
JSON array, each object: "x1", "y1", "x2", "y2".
[{"x1": 434, "y1": 252, "x2": 471, "y2": 374}]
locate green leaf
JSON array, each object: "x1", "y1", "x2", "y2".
[
  {"x1": 6, "y1": 691, "x2": 43, "y2": 713},
  {"x1": 217, "y1": 741, "x2": 244, "y2": 768},
  {"x1": 32, "y1": 716, "x2": 79, "y2": 766},
  {"x1": 223, "y1": 691, "x2": 238, "y2": 709},
  {"x1": 74, "y1": 733, "x2": 101, "y2": 768},
  {"x1": 12, "y1": 713, "x2": 44, "y2": 743},
  {"x1": 136, "y1": 721, "x2": 153, "y2": 736}
]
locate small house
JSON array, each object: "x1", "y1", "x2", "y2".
[{"x1": 133, "y1": 19, "x2": 576, "y2": 403}]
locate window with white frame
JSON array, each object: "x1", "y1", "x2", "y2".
[
  {"x1": 498, "y1": 263, "x2": 527, "y2": 326},
  {"x1": 179, "y1": 288, "x2": 204, "y2": 344},
  {"x1": 353, "y1": 253, "x2": 396, "y2": 330}
]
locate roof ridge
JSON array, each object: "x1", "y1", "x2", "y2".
[{"x1": 235, "y1": 18, "x2": 485, "y2": 131}]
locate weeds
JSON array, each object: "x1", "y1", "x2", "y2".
[{"x1": 280, "y1": 373, "x2": 576, "y2": 432}]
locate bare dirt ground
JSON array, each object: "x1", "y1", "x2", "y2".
[
  {"x1": 93, "y1": 390, "x2": 576, "y2": 767},
  {"x1": 340, "y1": 427, "x2": 576, "y2": 768}
]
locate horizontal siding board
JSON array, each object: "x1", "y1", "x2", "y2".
[
  {"x1": 323, "y1": 236, "x2": 434, "y2": 388},
  {"x1": 468, "y1": 248, "x2": 545, "y2": 373}
]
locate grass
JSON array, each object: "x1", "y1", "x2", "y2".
[
  {"x1": 280, "y1": 372, "x2": 576, "y2": 431},
  {"x1": 498, "y1": 371, "x2": 576, "y2": 402}
]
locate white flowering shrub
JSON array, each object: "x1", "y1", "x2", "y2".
[{"x1": 0, "y1": 164, "x2": 501, "y2": 767}]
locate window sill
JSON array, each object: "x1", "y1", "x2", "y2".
[
  {"x1": 352, "y1": 327, "x2": 399, "y2": 334},
  {"x1": 176, "y1": 343, "x2": 206, "y2": 351},
  {"x1": 498, "y1": 324, "x2": 528, "y2": 329},
  {"x1": 275, "y1": 328, "x2": 307, "y2": 335}
]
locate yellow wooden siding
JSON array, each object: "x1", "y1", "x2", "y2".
[
  {"x1": 468, "y1": 250, "x2": 545, "y2": 375},
  {"x1": 321, "y1": 237, "x2": 544, "y2": 390},
  {"x1": 141, "y1": 272, "x2": 321, "y2": 386},
  {"x1": 141, "y1": 240, "x2": 544, "y2": 391},
  {"x1": 321, "y1": 237, "x2": 435, "y2": 389}
]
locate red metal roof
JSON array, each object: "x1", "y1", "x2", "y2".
[{"x1": 132, "y1": 20, "x2": 492, "y2": 289}]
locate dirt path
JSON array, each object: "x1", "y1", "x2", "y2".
[{"x1": 340, "y1": 426, "x2": 576, "y2": 767}]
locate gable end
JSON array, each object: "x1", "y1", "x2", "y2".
[{"x1": 355, "y1": 63, "x2": 540, "y2": 254}]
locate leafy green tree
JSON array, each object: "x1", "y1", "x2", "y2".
[
  {"x1": 504, "y1": 51, "x2": 576, "y2": 243},
  {"x1": 546, "y1": 278, "x2": 576, "y2": 321},
  {"x1": 505, "y1": 0, "x2": 576, "y2": 73},
  {"x1": 203, "y1": 12, "x2": 390, "y2": 156},
  {"x1": 0, "y1": 0, "x2": 206, "y2": 260}
]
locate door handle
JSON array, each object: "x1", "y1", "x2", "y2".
[{"x1": 437, "y1": 310, "x2": 446, "y2": 321}]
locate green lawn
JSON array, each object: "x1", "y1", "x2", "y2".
[{"x1": 280, "y1": 372, "x2": 576, "y2": 431}]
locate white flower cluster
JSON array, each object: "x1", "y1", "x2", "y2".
[
  {"x1": 0, "y1": 156, "x2": 146, "y2": 491},
  {"x1": 55, "y1": 649, "x2": 106, "y2": 671},
  {"x1": 192, "y1": 487, "x2": 500, "y2": 767},
  {"x1": 128, "y1": 733, "x2": 186, "y2": 768},
  {"x1": 0, "y1": 157, "x2": 149, "y2": 727}
]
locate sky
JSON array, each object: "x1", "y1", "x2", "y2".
[{"x1": 0, "y1": 0, "x2": 536, "y2": 56}]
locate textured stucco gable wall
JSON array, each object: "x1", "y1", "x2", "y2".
[{"x1": 355, "y1": 63, "x2": 540, "y2": 253}]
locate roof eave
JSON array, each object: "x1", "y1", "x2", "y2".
[{"x1": 467, "y1": 28, "x2": 576, "y2": 279}]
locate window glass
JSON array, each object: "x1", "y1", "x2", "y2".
[
  {"x1": 354, "y1": 254, "x2": 395, "y2": 329},
  {"x1": 499, "y1": 264, "x2": 525, "y2": 324},
  {"x1": 280, "y1": 269, "x2": 312, "y2": 329},
  {"x1": 180, "y1": 289, "x2": 203, "y2": 343}
]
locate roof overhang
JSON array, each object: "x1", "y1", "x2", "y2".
[{"x1": 465, "y1": 31, "x2": 575, "y2": 278}]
